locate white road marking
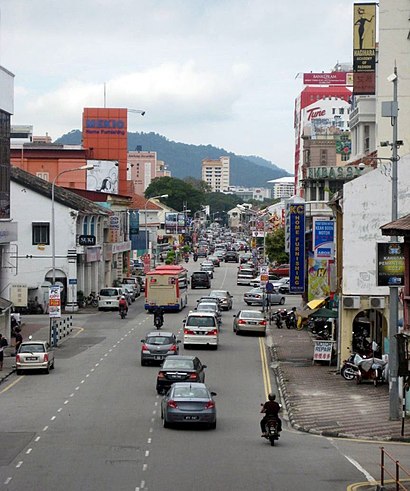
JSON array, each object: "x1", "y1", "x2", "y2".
[
  {"x1": 142, "y1": 464, "x2": 148, "y2": 471},
  {"x1": 147, "y1": 438, "x2": 152, "y2": 444},
  {"x1": 35, "y1": 436, "x2": 40, "y2": 442},
  {"x1": 75, "y1": 386, "x2": 80, "y2": 391},
  {"x1": 151, "y1": 418, "x2": 155, "y2": 423},
  {"x1": 26, "y1": 448, "x2": 32, "y2": 454},
  {"x1": 70, "y1": 393, "x2": 74, "y2": 397},
  {"x1": 104, "y1": 353, "x2": 108, "y2": 357},
  {"x1": 43, "y1": 426, "x2": 48, "y2": 432},
  {"x1": 154, "y1": 401, "x2": 158, "y2": 407},
  {"x1": 152, "y1": 410, "x2": 157, "y2": 415},
  {"x1": 100, "y1": 358, "x2": 104, "y2": 361},
  {"x1": 149, "y1": 428, "x2": 153, "y2": 433},
  {"x1": 81, "y1": 380, "x2": 85, "y2": 384},
  {"x1": 95, "y1": 363, "x2": 99, "y2": 367},
  {"x1": 57, "y1": 408, "x2": 62, "y2": 412},
  {"x1": 91, "y1": 368, "x2": 95, "y2": 372},
  {"x1": 51, "y1": 416, "x2": 56, "y2": 421},
  {"x1": 345, "y1": 455, "x2": 375, "y2": 482},
  {"x1": 16, "y1": 461, "x2": 23, "y2": 468},
  {"x1": 64, "y1": 400, "x2": 69, "y2": 405},
  {"x1": 141, "y1": 480, "x2": 146, "y2": 488},
  {"x1": 86, "y1": 374, "x2": 90, "y2": 378},
  {"x1": 4, "y1": 477, "x2": 12, "y2": 484},
  {"x1": 145, "y1": 450, "x2": 149, "y2": 457}
]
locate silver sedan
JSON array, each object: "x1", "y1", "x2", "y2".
[
  {"x1": 244, "y1": 287, "x2": 285, "y2": 306},
  {"x1": 161, "y1": 382, "x2": 217, "y2": 429}
]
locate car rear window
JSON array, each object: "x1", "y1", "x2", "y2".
[
  {"x1": 20, "y1": 344, "x2": 45, "y2": 353},
  {"x1": 239, "y1": 271, "x2": 254, "y2": 277},
  {"x1": 240, "y1": 311, "x2": 264, "y2": 319},
  {"x1": 146, "y1": 336, "x2": 174, "y2": 345},
  {"x1": 163, "y1": 359, "x2": 194, "y2": 369},
  {"x1": 193, "y1": 273, "x2": 208, "y2": 278},
  {"x1": 100, "y1": 288, "x2": 119, "y2": 297},
  {"x1": 173, "y1": 386, "x2": 208, "y2": 398},
  {"x1": 187, "y1": 316, "x2": 216, "y2": 327}
]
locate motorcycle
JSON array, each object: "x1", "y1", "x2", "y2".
[
  {"x1": 354, "y1": 353, "x2": 387, "y2": 386},
  {"x1": 193, "y1": 254, "x2": 198, "y2": 262},
  {"x1": 184, "y1": 255, "x2": 189, "y2": 263},
  {"x1": 285, "y1": 310, "x2": 297, "y2": 329},
  {"x1": 271, "y1": 311, "x2": 283, "y2": 329},
  {"x1": 341, "y1": 353, "x2": 359, "y2": 380},
  {"x1": 119, "y1": 306, "x2": 127, "y2": 319},
  {"x1": 154, "y1": 313, "x2": 164, "y2": 330},
  {"x1": 262, "y1": 416, "x2": 280, "y2": 446}
]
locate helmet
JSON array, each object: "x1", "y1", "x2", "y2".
[
  {"x1": 121, "y1": 295, "x2": 126, "y2": 299},
  {"x1": 268, "y1": 393, "x2": 276, "y2": 401}
]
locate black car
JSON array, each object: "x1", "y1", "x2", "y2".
[
  {"x1": 191, "y1": 272, "x2": 211, "y2": 289},
  {"x1": 140, "y1": 331, "x2": 180, "y2": 366},
  {"x1": 225, "y1": 251, "x2": 239, "y2": 263},
  {"x1": 156, "y1": 355, "x2": 207, "y2": 394}
]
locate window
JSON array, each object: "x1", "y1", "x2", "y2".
[
  {"x1": 36, "y1": 172, "x2": 49, "y2": 181},
  {"x1": 339, "y1": 108, "x2": 345, "y2": 115},
  {"x1": 364, "y1": 125, "x2": 370, "y2": 153},
  {"x1": 320, "y1": 149, "x2": 328, "y2": 165},
  {"x1": 32, "y1": 222, "x2": 50, "y2": 245},
  {"x1": 83, "y1": 216, "x2": 88, "y2": 235}
]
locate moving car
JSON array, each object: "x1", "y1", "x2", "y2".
[
  {"x1": 208, "y1": 255, "x2": 221, "y2": 267},
  {"x1": 191, "y1": 272, "x2": 211, "y2": 289},
  {"x1": 183, "y1": 311, "x2": 219, "y2": 349},
  {"x1": 140, "y1": 331, "x2": 180, "y2": 366},
  {"x1": 156, "y1": 355, "x2": 207, "y2": 394},
  {"x1": 274, "y1": 277, "x2": 291, "y2": 294},
  {"x1": 244, "y1": 287, "x2": 286, "y2": 306},
  {"x1": 237, "y1": 268, "x2": 256, "y2": 286},
  {"x1": 200, "y1": 262, "x2": 214, "y2": 279},
  {"x1": 196, "y1": 301, "x2": 222, "y2": 325},
  {"x1": 161, "y1": 382, "x2": 217, "y2": 429},
  {"x1": 98, "y1": 287, "x2": 124, "y2": 311},
  {"x1": 233, "y1": 310, "x2": 267, "y2": 336},
  {"x1": 16, "y1": 340, "x2": 55, "y2": 374},
  {"x1": 209, "y1": 290, "x2": 233, "y2": 310},
  {"x1": 240, "y1": 253, "x2": 253, "y2": 264},
  {"x1": 225, "y1": 251, "x2": 239, "y2": 263}
]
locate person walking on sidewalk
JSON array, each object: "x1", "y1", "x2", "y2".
[
  {"x1": 14, "y1": 328, "x2": 23, "y2": 356},
  {"x1": 0, "y1": 333, "x2": 8, "y2": 370}
]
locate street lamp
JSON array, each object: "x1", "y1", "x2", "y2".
[{"x1": 144, "y1": 194, "x2": 168, "y2": 253}]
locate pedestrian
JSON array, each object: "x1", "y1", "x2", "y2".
[
  {"x1": 0, "y1": 333, "x2": 8, "y2": 371},
  {"x1": 14, "y1": 328, "x2": 23, "y2": 356}
]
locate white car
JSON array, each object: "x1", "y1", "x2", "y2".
[
  {"x1": 98, "y1": 287, "x2": 124, "y2": 311},
  {"x1": 16, "y1": 340, "x2": 55, "y2": 374},
  {"x1": 183, "y1": 311, "x2": 219, "y2": 350}
]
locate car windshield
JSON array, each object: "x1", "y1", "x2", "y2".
[
  {"x1": 100, "y1": 288, "x2": 118, "y2": 297},
  {"x1": 187, "y1": 316, "x2": 216, "y2": 327},
  {"x1": 163, "y1": 359, "x2": 194, "y2": 370},
  {"x1": 146, "y1": 336, "x2": 174, "y2": 345},
  {"x1": 197, "y1": 304, "x2": 216, "y2": 312},
  {"x1": 173, "y1": 386, "x2": 209, "y2": 399},
  {"x1": 20, "y1": 344, "x2": 45, "y2": 353},
  {"x1": 240, "y1": 311, "x2": 264, "y2": 319}
]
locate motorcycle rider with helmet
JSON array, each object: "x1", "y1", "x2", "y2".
[
  {"x1": 260, "y1": 393, "x2": 282, "y2": 436},
  {"x1": 119, "y1": 295, "x2": 128, "y2": 315},
  {"x1": 153, "y1": 305, "x2": 164, "y2": 328}
]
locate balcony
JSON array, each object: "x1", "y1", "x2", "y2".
[{"x1": 304, "y1": 201, "x2": 333, "y2": 218}]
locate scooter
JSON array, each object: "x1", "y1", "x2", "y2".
[
  {"x1": 354, "y1": 353, "x2": 387, "y2": 386},
  {"x1": 341, "y1": 354, "x2": 359, "y2": 380},
  {"x1": 154, "y1": 313, "x2": 164, "y2": 330},
  {"x1": 271, "y1": 311, "x2": 283, "y2": 329},
  {"x1": 119, "y1": 306, "x2": 127, "y2": 319},
  {"x1": 262, "y1": 416, "x2": 280, "y2": 446},
  {"x1": 184, "y1": 256, "x2": 189, "y2": 263},
  {"x1": 285, "y1": 310, "x2": 297, "y2": 329},
  {"x1": 193, "y1": 254, "x2": 198, "y2": 262}
]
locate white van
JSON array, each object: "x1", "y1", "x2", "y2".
[
  {"x1": 183, "y1": 311, "x2": 219, "y2": 350},
  {"x1": 98, "y1": 287, "x2": 124, "y2": 311}
]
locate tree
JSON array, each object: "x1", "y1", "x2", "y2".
[
  {"x1": 265, "y1": 227, "x2": 289, "y2": 264},
  {"x1": 183, "y1": 177, "x2": 211, "y2": 193},
  {"x1": 145, "y1": 176, "x2": 205, "y2": 212}
]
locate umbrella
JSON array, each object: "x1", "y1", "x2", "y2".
[
  {"x1": 306, "y1": 298, "x2": 327, "y2": 310},
  {"x1": 308, "y1": 307, "x2": 338, "y2": 319}
]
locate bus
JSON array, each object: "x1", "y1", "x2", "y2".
[{"x1": 144, "y1": 264, "x2": 188, "y2": 313}]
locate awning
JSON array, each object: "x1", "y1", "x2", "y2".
[
  {"x1": 306, "y1": 298, "x2": 327, "y2": 310},
  {"x1": 0, "y1": 297, "x2": 13, "y2": 313},
  {"x1": 308, "y1": 307, "x2": 338, "y2": 319}
]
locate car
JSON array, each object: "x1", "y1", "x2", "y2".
[
  {"x1": 196, "y1": 296, "x2": 221, "y2": 307},
  {"x1": 208, "y1": 255, "x2": 221, "y2": 267},
  {"x1": 214, "y1": 250, "x2": 226, "y2": 261},
  {"x1": 196, "y1": 301, "x2": 222, "y2": 325},
  {"x1": 16, "y1": 340, "x2": 55, "y2": 374},
  {"x1": 121, "y1": 283, "x2": 138, "y2": 302},
  {"x1": 209, "y1": 290, "x2": 233, "y2": 310},
  {"x1": 191, "y1": 272, "x2": 211, "y2": 289},
  {"x1": 135, "y1": 275, "x2": 145, "y2": 292},
  {"x1": 240, "y1": 253, "x2": 253, "y2": 263},
  {"x1": 271, "y1": 277, "x2": 290, "y2": 294},
  {"x1": 244, "y1": 287, "x2": 286, "y2": 306},
  {"x1": 270, "y1": 264, "x2": 290, "y2": 277},
  {"x1": 197, "y1": 247, "x2": 208, "y2": 258},
  {"x1": 200, "y1": 263, "x2": 214, "y2": 279},
  {"x1": 233, "y1": 309, "x2": 267, "y2": 336},
  {"x1": 161, "y1": 382, "x2": 217, "y2": 429},
  {"x1": 225, "y1": 251, "x2": 239, "y2": 263},
  {"x1": 237, "y1": 268, "x2": 256, "y2": 286},
  {"x1": 98, "y1": 287, "x2": 124, "y2": 310},
  {"x1": 250, "y1": 273, "x2": 280, "y2": 288},
  {"x1": 156, "y1": 355, "x2": 207, "y2": 394},
  {"x1": 183, "y1": 311, "x2": 219, "y2": 349},
  {"x1": 140, "y1": 331, "x2": 180, "y2": 366}
]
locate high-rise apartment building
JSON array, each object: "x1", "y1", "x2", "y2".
[
  {"x1": 201, "y1": 156, "x2": 230, "y2": 192},
  {"x1": 128, "y1": 150, "x2": 171, "y2": 196}
]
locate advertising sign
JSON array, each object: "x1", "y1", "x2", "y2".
[
  {"x1": 87, "y1": 160, "x2": 119, "y2": 193},
  {"x1": 10, "y1": 284, "x2": 28, "y2": 307},
  {"x1": 313, "y1": 218, "x2": 334, "y2": 260},
  {"x1": 377, "y1": 242, "x2": 405, "y2": 287},
  {"x1": 165, "y1": 212, "x2": 187, "y2": 234},
  {"x1": 289, "y1": 204, "x2": 305, "y2": 294},
  {"x1": 303, "y1": 72, "x2": 350, "y2": 86},
  {"x1": 129, "y1": 210, "x2": 139, "y2": 236},
  {"x1": 353, "y1": 3, "x2": 377, "y2": 95},
  {"x1": 49, "y1": 285, "x2": 61, "y2": 318},
  {"x1": 308, "y1": 253, "x2": 330, "y2": 301},
  {"x1": 313, "y1": 340, "x2": 334, "y2": 362},
  {"x1": 79, "y1": 235, "x2": 96, "y2": 246}
]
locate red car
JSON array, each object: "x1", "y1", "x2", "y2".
[{"x1": 270, "y1": 264, "x2": 290, "y2": 277}]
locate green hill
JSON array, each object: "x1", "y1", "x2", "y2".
[{"x1": 55, "y1": 130, "x2": 291, "y2": 187}]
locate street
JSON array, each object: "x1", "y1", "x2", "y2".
[{"x1": 0, "y1": 260, "x2": 408, "y2": 490}]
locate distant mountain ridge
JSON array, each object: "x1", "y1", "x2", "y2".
[{"x1": 55, "y1": 130, "x2": 291, "y2": 187}]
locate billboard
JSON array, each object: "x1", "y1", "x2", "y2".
[
  {"x1": 308, "y1": 253, "x2": 330, "y2": 301},
  {"x1": 376, "y1": 242, "x2": 405, "y2": 287},
  {"x1": 353, "y1": 3, "x2": 377, "y2": 95},
  {"x1": 165, "y1": 213, "x2": 187, "y2": 234},
  {"x1": 86, "y1": 160, "x2": 119, "y2": 193},
  {"x1": 289, "y1": 204, "x2": 305, "y2": 294},
  {"x1": 303, "y1": 72, "x2": 351, "y2": 86},
  {"x1": 313, "y1": 218, "x2": 334, "y2": 260}
]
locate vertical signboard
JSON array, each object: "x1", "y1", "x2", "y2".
[
  {"x1": 289, "y1": 204, "x2": 305, "y2": 294},
  {"x1": 49, "y1": 285, "x2": 61, "y2": 318},
  {"x1": 353, "y1": 3, "x2": 377, "y2": 95},
  {"x1": 313, "y1": 218, "x2": 334, "y2": 260},
  {"x1": 376, "y1": 242, "x2": 405, "y2": 286}
]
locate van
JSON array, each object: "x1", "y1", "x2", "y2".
[
  {"x1": 191, "y1": 272, "x2": 211, "y2": 289},
  {"x1": 98, "y1": 287, "x2": 124, "y2": 311},
  {"x1": 183, "y1": 311, "x2": 219, "y2": 349}
]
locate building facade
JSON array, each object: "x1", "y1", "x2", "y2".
[
  {"x1": 127, "y1": 151, "x2": 170, "y2": 196},
  {"x1": 267, "y1": 177, "x2": 294, "y2": 200},
  {"x1": 202, "y1": 156, "x2": 230, "y2": 192}
]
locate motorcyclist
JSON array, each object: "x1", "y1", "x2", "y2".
[
  {"x1": 260, "y1": 393, "x2": 282, "y2": 436},
  {"x1": 153, "y1": 305, "x2": 164, "y2": 326},
  {"x1": 119, "y1": 295, "x2": 128, "y2": 314}
]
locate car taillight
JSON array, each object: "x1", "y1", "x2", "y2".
[
  {"x1": 141, "y1": 343, "x2": 149, "y2": 352},
  {"x1": 238, "y1": 320, "x2": 246, "y2": 325},
  {"x1": 184, "y1": 329, "x2": 195, "y2": 335},
  {"x1": 206, "y1": 329, "x2": 218, "y2": 336},
  {"x1": 167, "y1": 400, "x2": 178, "y2": 409},
  {"x1": 260, "y1": 320, "x2": 267, "y2": 326},
  {"x1": 205, "y1": 401, "x2": 215, "y2": 409},
  {"x1": 44, "y1": 353, "x2": 49, "y2": 362},
  {"x1": 16, "y1": 354, "x2": 20, "y2": 363},
  {"x1": 188, "y1": 373, "x2": 198, "y2": 380},
  {"x1": 157, "y1": 371, "x2": 165, "y2": 379},
  {"x1": 169, "y1": 344, "x2": 178, "y2": 352}
]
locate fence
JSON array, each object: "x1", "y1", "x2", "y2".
[
  {"x1": 379, "y1": 446, "x2": 410, "y2": 490},
  {"x1": 51, "y1": 315, "x2": 73, "y2": 347}
]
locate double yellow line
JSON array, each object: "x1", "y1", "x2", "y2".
[{"x1": 259, "y1": 337, "x2": 271, "y2": 399}]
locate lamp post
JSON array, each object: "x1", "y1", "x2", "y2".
[
  {"x1": 50, "y1": 163, "x2": 94, "y2": 344},
  {"x1": 144, "y1": 194, "x2": 168, "y2": 254}
]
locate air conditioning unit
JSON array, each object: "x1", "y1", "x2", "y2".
[
  {"x1": 369, "y1": 296, "x2": 385, "y2": 309},
  {"x1": 342, "y1": 296, "x2": 361, "y2": 309}
]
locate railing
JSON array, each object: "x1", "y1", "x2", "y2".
[{"x1": 380, "y1": 447, "x2": 410, "y2": 490}]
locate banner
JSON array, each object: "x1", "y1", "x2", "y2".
[
  {"x1": 353, "y1": 3, "x2": 377, "y2": 95},
  {"x1": 377, "y1": 242, "x2": 405, "y2": 287},
  {"x1": 289, "y1": 204, "x2": 305, "y2": 294},
  {"x1": 313, "y1": 218, "x2": 334, "y2": 260},
  {"x1": 308, "y1": 253, "x2": 330, "y2": 301},
  {"x1": 49, "y1": 285, "x2": 61, "y2": 318}
]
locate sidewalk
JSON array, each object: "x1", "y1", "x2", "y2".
[{"x1": 268, "y1": 326, "x2": 410, "y2": 442}]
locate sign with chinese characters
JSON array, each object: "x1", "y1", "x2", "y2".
[
  {"x1": 313, "y1": 340, "x2": 334, "y2": 362},
  {"x1": 10, "y1": 284, "x2": 28, "y2": 307},
  {"x1": 377, "y1": 242, "x2": 405, "y2": 287},
  {"x1": 289, "y1": 204, "x2": 305, "y2": 294},
  {"x1": 49, "y1": 285, "x2": 61, "y2": 318},
  {"x1": 313, "y1": 218, "x2": 334, "y2": 260}
]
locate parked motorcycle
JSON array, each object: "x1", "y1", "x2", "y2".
[
  {"x1": 341, "y1": 354, "x2": 359, "y2": 380},
  {"x1": 85, "y1": 292, "x2": 99, "y2": 307},
  {"x1": 271, "y1": 311, "x2": 284, "y2": 329},
  {"x1": 354, "y1": 353, "x2": 387, "y2": 386},
  {"x1": 285, "y1": 309, "x2": 297, "y2": 330}
]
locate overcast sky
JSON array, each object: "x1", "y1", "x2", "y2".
[{"x1": 0, "y1": 0, "x2": 354, "y2": 173}]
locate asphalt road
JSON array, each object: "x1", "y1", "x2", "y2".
[{"x1": 0, "y1": 259, "x2": 406, "y2": 490}]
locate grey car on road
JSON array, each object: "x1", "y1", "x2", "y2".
[{"x1": 140, "y1": 331, "x2": 180, "y2": 366}]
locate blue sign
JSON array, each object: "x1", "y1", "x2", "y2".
[
  {"x1": 289, "y1": 204, "x2": 305, "y2": 294},
  {"x1": 313, "y1": 219, "x2": 334, "y2": 260},
  {"x1": 86, "y1": 119, "x2": 125, "y2": 129},
  {"x1": 129, "y1": 209, "x2": 140, "y2": 236}
]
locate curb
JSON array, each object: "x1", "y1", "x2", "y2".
[{"x1": 267, "y1": 344, "x2": 410, "y2": 443}]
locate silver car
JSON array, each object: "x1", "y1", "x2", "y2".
[
  {"x1": 244, "y1": 287, "x2": 285, "y2": 306},
  {"x1": 16, "y1": 340, "x2": 55, "y2": 374},
  {"x1": 140, "y1": 331, "x2": 180, "y2": 366},
  {"x1": 161, "y1": 382, "x2": 217, "y2": 429},
  {"x1": 210, "y1": 290, "x2": 233, "y2": 310},
  {"x1": 233, "y1": 309, "x2": 267, "y2": 336}
]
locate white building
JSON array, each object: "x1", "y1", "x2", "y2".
[
  {"x1": 202, "y1": 156, "x2": 230, "y2": 192},
  {"x1": 227, "y1": 186, "x2": 272, "y2": 202},
  {"x1": 267, "y1": 177, "x2": 295, "y2": 200}
]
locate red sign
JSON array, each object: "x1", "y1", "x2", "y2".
[{"x1": 303, "y1": 72, "x2": 349, "y2": 85}]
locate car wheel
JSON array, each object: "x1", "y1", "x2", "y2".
[
  {"x1": 209, "y1": 421, "x2": 217, "y2": 430},
  {"x1": 16, "y1": 369, "x2": 22, "y2": 376},
  {"x1": 141, "y1": 359, "x2": 146, "y2": 367},
  {"x1": 163, "y1": 417, "x2": 170, "y2": 428},
  {"x1": 45, "y1": 365, "x2": 50, "y2": 374},
  {"x1": 51, "y1": 361, "x2": 55, "y2": 370},
  {"x1": 235, "y1": 329, "x2": 240, "y2": 335},
  {"x1": 98, "y1": 307, "x2": 102, "y2": 311},
  {"x1": 212, "y1": 345, "x2": 218, "y2": 351},
  {"x1": 245, "y1": 302, "x2": 250, "y2": 305},
  {"x1": 279, "y1": 297, "x2": 285, "y2": 305}
]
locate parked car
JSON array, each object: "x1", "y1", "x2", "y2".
[
  {"x1": 140, "y1": 331, "x2": 180, "y2": 366},
  {"x1": 270, "y1": 264, "x2": 290, "y2": 277},
  {"x1": 161, "y1": 382, "x2": 217, "y2": 429},
  {"x1": 225, "y1": 251, "x2": 239, "y2": 263},
  {"x1": 191, "y1": 272, "x2": 211, "y2": 289},
  {"x1": 209, "y1": 290, "x2": 233, "y2": 310},
  {"x1": 250, "y1": 273, "x2": 280, "y2": 288},
  {"x1": 98, "y1": 287, "x2": 124, "y2": 311},
  {"x1": 233, "y1": 309, "x2": 267, "y2": 336},
  {"x1": 156, "y1": 355, "x2": 207, "y2": 394},
  {"x1": 244, "y1": 287, "x2": 285, "y2": 306},
  {"x1": 16, "y1": 340, "x2": 55, "y2": 374}
]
